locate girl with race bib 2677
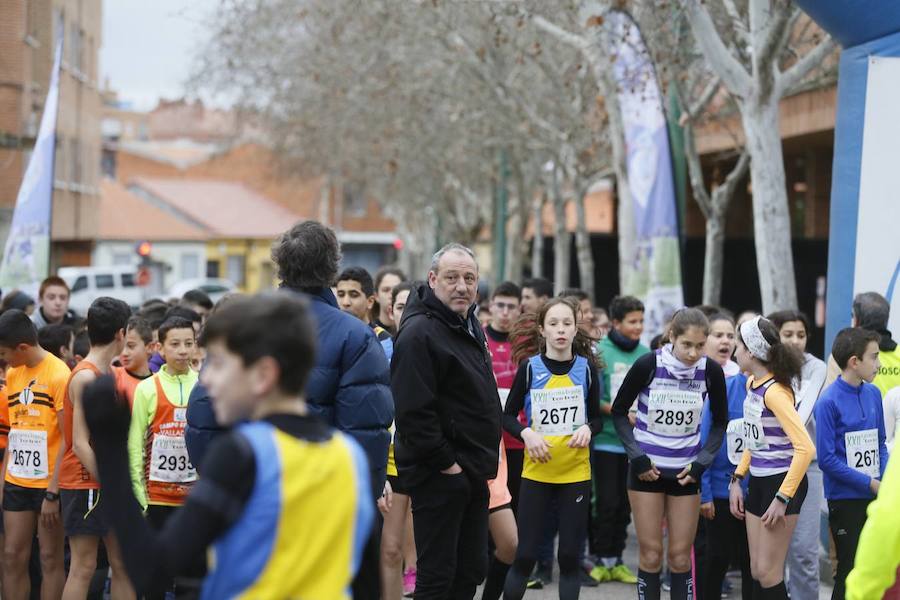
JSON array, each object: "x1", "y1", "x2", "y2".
[
  {"x1": 612, "y1": 308, "x2": 729, "y2": 600},
  {"x1": 502, "y1": 297, "x2": 603, "y2": 600}
]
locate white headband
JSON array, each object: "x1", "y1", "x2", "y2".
[{"x1": 740, "y1": 316, "x2": 771, "y2": 361}]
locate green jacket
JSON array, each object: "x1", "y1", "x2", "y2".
[
  {"x1": 592, "y1": 335, "x2": 650, "y2": 451},
  {"x1": 127, "y1": 365, "x2": 199, "y2": 509}
]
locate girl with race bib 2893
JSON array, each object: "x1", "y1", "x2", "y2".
[
  {"x1": 502, "y1": 297, "x2": 603, "y2": 600},
  {"x1": 698, "y1": 312, "x2": 752, "y2": 600},
  {"x1": 729, "y1": 316, "x2": 814, "y2": 600},
  {"x1": 612, "y1": 307, "x2": 728, "y2": 600}
]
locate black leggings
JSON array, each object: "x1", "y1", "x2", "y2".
[
  {"x1": 504, "y1": 479, "x2": 590, "y2": 600},
  {"x1": 704, "y1": 498, "x2": 751, "y2": 600}
]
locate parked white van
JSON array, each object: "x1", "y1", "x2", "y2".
[{"x1": 58, "y1": 266, "x2": 144, "y2": 314}]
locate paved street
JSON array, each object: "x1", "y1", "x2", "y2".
[{"x1": 481, "y1": 525, "x2": 835, "y2": 599}]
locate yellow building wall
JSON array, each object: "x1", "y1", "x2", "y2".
[{"x1": 205, "y1": 238, "x2": 277, "y2": 293}]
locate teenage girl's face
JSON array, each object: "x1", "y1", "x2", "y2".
[
  {"x1": 671, "y1": 326, "x2": 708, "y2": 365},
  {"x1": 778, "y1": 320, "x2": 808, "y2": 354},
  {"x1": 734, "y1": 337, "x2": 753, "y2": 372},
  {"x1": 391, "y1": 290, "x2": 410, "y2": 330},
  {"x1": 540, "y1": 304, "x2": 577, "y2": 355},
  {"x1": 615, "y1": 310, "x2": 644, "y2": 342},
  {"x1": 704, "y1": 319, "x2": 736, "y2": 367}
]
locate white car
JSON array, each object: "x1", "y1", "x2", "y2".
[
  {"x1": 167, "y1": 278, "x2": 236, "y2": 304},
  {"x1": 58, "y1": 266, "x2": 144, "y2": 314}
]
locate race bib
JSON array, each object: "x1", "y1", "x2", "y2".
[
  {"x1": 726, "y1": 419, "x2": 745, "y2": 465},
  {"x1": 610, "y1": 370, "x2": 627, "y2": 400},
  {"x1": 7, "y1": 430, "x2": 48, "y2": 480},
  {"x1": 647, "y1": 389, "x2": 703, "y2": 435},
  {"x1": 845, "y1": 429, "x2": 879, "y2": 479},
  {"x1": 742, "y1": 396, "x2": 768, "y2": 451},
  {"x1": 498, "y1": 388, "x2": 511, "y2": 410},
  {"x1": 150, "y1": 435, "x2": 197, "y2": 483},
  {"x1": 531, "y1": 386, "x2": 585, "y2": 436}
]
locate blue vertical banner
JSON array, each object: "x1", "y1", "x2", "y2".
[
  {"x1": 0, "y1": 41, "x2": 62, "y2": 290},
  {"x1": 607, "y1": 10, "x2": 684, "y2": 344}
]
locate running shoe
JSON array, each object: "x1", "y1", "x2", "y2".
[
  {"x1": 590, "y1": 565, "x2": 612, "y2": 583},
  {"x1": 580, "y1": 569, "x2": 600, "y2": 587},
  {"x1": 402, "y1": 568, "x2": 416, "y2": 597},
  {"x1": 609, "y1": 564, "x2": 639, "y2": 584}
]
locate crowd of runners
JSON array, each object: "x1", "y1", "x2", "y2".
[{"x1": 0, "y1": 220, "x2": 899, "y2": 600}]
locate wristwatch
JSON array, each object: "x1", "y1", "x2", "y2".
[
  {"x1": 774, "y1": 492, "x2": 790, "y2": 505},
  {"x1": 44, "y1": 491, "x2": 60, "y2": 502}
]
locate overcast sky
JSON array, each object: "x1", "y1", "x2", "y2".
[{"x1": 100, "y1": 1, "x2": 219, "y2": 111}]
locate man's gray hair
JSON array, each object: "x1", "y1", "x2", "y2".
[
  {"x1": 430, "y1": 243, "x2": 477, "y2": 274},
  {"x1": 853, "y1": 291, "x2": 891, "y2": 331}
]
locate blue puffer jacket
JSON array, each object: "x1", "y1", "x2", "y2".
[
  {"x1": 184, "y1": 287, "x2": 393, "y2": 497},
  {"x1": 185, "y1": 382, "x2": 223, "y2": 473},
  {"x1": 292, "y1": 287, "x2": 394, "y2": 495}
]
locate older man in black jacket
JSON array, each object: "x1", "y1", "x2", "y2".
[{"x1": 392, "y1": 243, "x2": 502, "y2": 600}]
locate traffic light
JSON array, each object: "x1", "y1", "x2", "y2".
[{"x1": 136, "y1": 241, "x2": 152, "y2": 257}]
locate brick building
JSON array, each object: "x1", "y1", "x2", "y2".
[{"x1": 0, "y1": 0, "x2": 103, "y2": 267}]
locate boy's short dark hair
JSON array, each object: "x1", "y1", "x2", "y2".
[
  {"x1": 200, "y1": 293, "x2": 316, "y2": 395},
  {"x1": 337, "y1": 267, "x2": 375, "y2": 297},
  {"x1": 374, "y1": 267, "x2": 407, "y2": 290},
  {"x1": 492, "y1": 281, "x2": 522, "y2": 301},
  {"x1": 522, "y1": 278, "x2": 553, "y2": 299},
  {"x1": 87, "y1": 297, "x2": 132, "y2": 346},
  {"x1": 559, "y1": 288, "x2": 589, "y2": 302},
  {"x1": 0, "y1": 310, "x2": 39, "y2": 348},
  {"x1": 164, "y1": 305, "x2": 202, "y2": 326},
  {"x1": 182, "y1": 289, "x2": 213, "y2": 311},
  {"x1": 832, "y1": 327, "x2": 881, "y2": 370},
  {"x1": 126, "y1": 316, "x2": 153, "y2": 345},
  {"x1": 38, "y1": 323, "x2": 74, "y2": 358},
  {"x1": 158, "y1": 317, "x2": 196, "y2": 344},
  {"x1": 139, "y1": 301, "x2": 169, "y2": 331},
  {"x1": 609, "y1": 296, "x2": 645, "y2": 322},
  {"x1": 73, "y1": 330, "x2": 90, "y2": 359},
  {"x1": 391, "y1": 281, "x2": 417, "y2": 306}
]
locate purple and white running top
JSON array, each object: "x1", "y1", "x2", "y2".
[
  {"x1": 634, "y1": 351, "x2": 708, "y2": 471},
  {"x1": 743, "y1": 379, "x2": 794, "y2": 476}
]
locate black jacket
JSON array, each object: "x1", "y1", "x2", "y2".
[{"x1": 391, "y1": 284, "x2": 501, "y2": 486}]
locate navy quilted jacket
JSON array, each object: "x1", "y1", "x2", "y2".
[{"x1": 185, "y1": 287, "x2": 393, "y2": 496}]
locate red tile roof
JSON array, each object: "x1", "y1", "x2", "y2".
[
  {"x1": 98, "y1": 179, "x2": 208, "y2": 241},
  {"x1": 129, "y1": 177, "x2": 303, "y2": 238}
]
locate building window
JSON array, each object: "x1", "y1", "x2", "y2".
[
  {"x1": 226, "y1": 255, "x2": 246, "y2": 287},
  {"x1": 342, "y1": 183, "x2": 367, "y2": 217},
  {"x1": 180, "y1": 253, "x2": 200, "y2": 280},
  {"x1": 206, "y1": 260, "x2": 220, "y2": 278}
]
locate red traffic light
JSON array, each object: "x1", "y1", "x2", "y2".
[
  {"x1": 136, "y1": 241, "x2": 152, "y2": 257},
  {"x1": 393, "y1": 238, "x2": 404, "y2": 250}
]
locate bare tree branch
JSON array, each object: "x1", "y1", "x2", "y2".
[
  {"x1": 682, "y1": 0, "x2": 753, "y2": 98},
  {"x1": 778, "y1": 35, "x2": 838, "y2": 95}
]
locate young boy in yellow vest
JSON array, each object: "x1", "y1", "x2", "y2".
[{"x1": 81, "y1": 293, "x2": 374, "y2": 599}]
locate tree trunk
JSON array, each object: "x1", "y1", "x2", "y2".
[
  {"x1": 703, "y1": 210, "x2": 725, "y2": 306},
  {"x1": 551, "y1": 171, "x2": 571, "y2": 294},
  {"x1": 573, "y1": 185, "x2": 596, "y2": 300},
  {"x1": 532, "y1": 191, "x2": 545, "y2": 279},
  {"x1": 741, "y1": 99, "x2": 798, "y2": 312},
  {"x1": 505, "y1": 161, "x2": 530, "y2": 284}
]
